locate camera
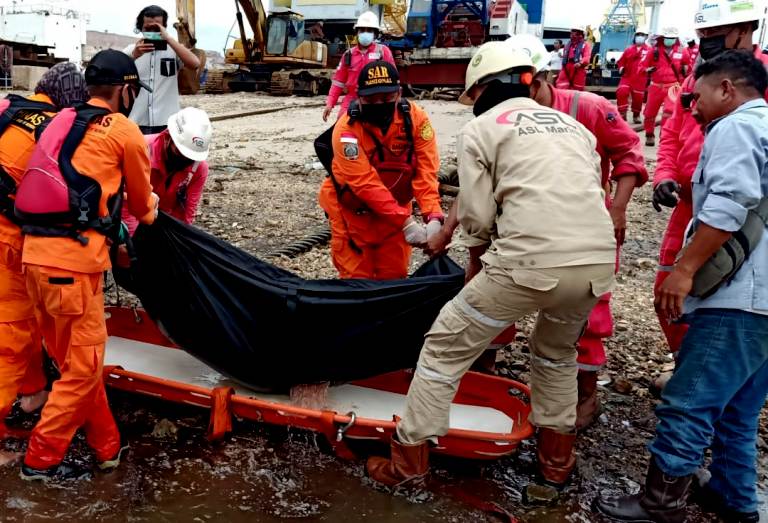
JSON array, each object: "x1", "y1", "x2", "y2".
[{"x1": 142, "y1": 32, "x2": 167, "y2": 51}]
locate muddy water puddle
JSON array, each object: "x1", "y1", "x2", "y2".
[{"x1": 1, "y1": 391, "x2": 764, "y2": 522}]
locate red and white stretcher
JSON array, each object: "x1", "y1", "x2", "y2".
[{"x1": 104, "y1": 307, "x2": 534, "y2": 460}]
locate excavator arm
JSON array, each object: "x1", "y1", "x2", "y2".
[
  {"x1": 236, "y1": 0, "x2": 267, "y2": 55},
  {"x1": 175, "y1": 0, "x2": 195, "y2": 48}
]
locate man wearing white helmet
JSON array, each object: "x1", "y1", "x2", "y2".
[
  {"x1": 122, "y1": 106, "x2": 212, "y2": 232},
  {"x1": 649, "y1": 0, "x2": 768, "y2": 404},
  {"x1": 322, "y1": 11, "x2": 395, "y2": 122},
  {"x1": 367, "y1": 41, "x2": 616, "y2": 491},
  {"x1": 429, "y1": 34, "x2": 647, "y2": 430},
  {"x1": 640, "y1": 26, "x2": 691, "y2": 146},
  {"x1": 556, "y1": 26, "x2": 592, "y2": 91}
]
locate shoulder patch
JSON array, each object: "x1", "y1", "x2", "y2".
[
  {"x1": 419, "y1": 122, "x2": 434, "y2": 141},
  {"x1": 343, "y1": 142, "x2": 359, "y2": 160},
  {"x1": 340, "y1": 132, "x2": 358, "y2": 144}
]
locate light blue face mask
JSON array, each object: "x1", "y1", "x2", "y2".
[
  {"x1": 664, "y1": 38, "x2": 677, "y2": 47},
  {"x1": 635, "y1": 36, "x2": 646, "y2": 45},
  {"x1": 358, "y1": 32, "x2": 375, "y2": 47}
]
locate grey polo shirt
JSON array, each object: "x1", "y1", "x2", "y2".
[{"x1": 123, "y1": 44, "x2": 183, "y2": 127}]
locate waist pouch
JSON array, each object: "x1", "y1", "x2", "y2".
[{"x1": 687, "y1": 197, "x2": 768, "y2": 298}]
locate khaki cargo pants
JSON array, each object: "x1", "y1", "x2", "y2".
[{"x1": 397, "y1": 263, "x2": 615, "y2": 444}]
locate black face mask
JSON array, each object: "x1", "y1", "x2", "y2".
[
  {"x1": 119, "y1": 85, "x2": 137, "y2": 117},
  {"x1": 166, "y1": 146, "x2": 194, "y2": 174},
  {"x1": 359, "y1": 102, "x2": 396, "y2": 130},
  {"x1": 699, "y1": 34, "x2": 727, "y2": 61},
  {"x1": 473, "y1": 81, "x2": 530, "y2": 116}
]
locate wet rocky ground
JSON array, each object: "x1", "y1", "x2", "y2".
[{"x1": 1, "y1": 92, "x2": 765, "y2": 522}]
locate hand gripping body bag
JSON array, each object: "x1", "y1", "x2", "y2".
[{"x1": 13, "y1": 104, "x2": 120, "y2": 245}]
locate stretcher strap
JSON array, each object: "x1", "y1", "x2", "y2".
[
  {"x1": 320, "y1": 410, "x2": 356, "y2": 460},
  {"x1": 207, "y1": 387, "x2": 234, "y2": 441}
]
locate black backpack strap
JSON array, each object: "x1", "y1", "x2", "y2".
[
  {"x1": 0, "y1": 166, "x2": 18, "y2": 224},
  {"x1": 398, "y1": 99, "x2": 415, "y2": 164},
  {"x1": 344, "y1": 50, "x2": 352, "y2": 67}
]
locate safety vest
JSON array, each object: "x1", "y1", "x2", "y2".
[
  {"x1": 14, "y1": 104, "x2": 121, "y2": 246},
  {"x1": 332, "y1": 99, "x2": 416, "y2": 212},
  {"x1": 562, "y1": 40, "x2": 586, "y2": 67},
  {"x1": 0, "y1": 94, "x2": 56, "y2": 224}
]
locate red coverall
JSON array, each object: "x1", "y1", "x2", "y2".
[
  {"x1": 556, "y1": 38, "x2": 592, "y2": 91},
  {"x1": 122, "y1": 130, "x2": 208, "y2": 234},
  {"x1": 688, "y1": 44, "x2": 700, "y2": 66},
  {"x1": 325, "y1": 43, "x2": 396, "y2": 117},
  {"x1": 318, "y1": 102, "x2": 442, "y2": 279},
  {"x1": 494, "y1": 86, "x2": 647, "y2": 370},
  {"x1": 641, "y1": 41, "x2": 690, "y2": 136},
  {"x1": 616, "y1": 43, "x2": 651, "y2": 117},
  {"x1": 0, "y1": 94, "x2": 56, "y2": 439},
  {"x1": 654, "y1": 46, "x2": 768, "y2": 353}
]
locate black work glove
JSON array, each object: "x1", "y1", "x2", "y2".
[{"x1": 652, "y1": 180, "x2": 681, "y2": 212}]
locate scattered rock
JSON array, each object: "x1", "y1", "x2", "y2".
[
  {"x1": 613, "y1": 378, "x2": 634, "y2": 394},
  {"x1": 152, "y1": 419, "x2": 179, "y2": 440},
  {"x1": 523, "y1": 483, "x2": 560, "y2": 505}
]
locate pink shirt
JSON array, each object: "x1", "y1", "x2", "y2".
[{"x1": 325, "y1": 43, "x2": 396, "y2": 116}]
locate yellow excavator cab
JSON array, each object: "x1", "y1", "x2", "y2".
[{"x1": 225, "y1": 39, "x2": 249, "y2": 64}]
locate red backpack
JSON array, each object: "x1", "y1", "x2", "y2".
[
  {"x1": 14, "y1": 104, "x2": 119, "y2": 246},
  {"x1": 0, "y1": 94, "x2": 56, "y2": 223}
]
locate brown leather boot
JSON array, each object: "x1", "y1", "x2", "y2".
[
  {"x1": 576, "y1": 370, "x2": 601, "y2": 430},
  {"x1": 633, "y1": 113, "x2": 642, "y2": 124},
  {"x1": 537, "y1": 428, "x2": 577, "y2": 486},
  {"x1": 366, "y1": 436, "x2": 429, "y2": 487},
  {"x1": 593, "y1": 457, "x2": 692, "y2": 522},
  {"x1": 649, "y1": 371, "x2": 673, "y2": 399}
]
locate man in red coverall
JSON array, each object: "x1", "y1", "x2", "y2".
[
  {"x1": 617, "y1": 31, "x2": 651, "y2": 123},
  {"x1": 650, "y1": 0, "x2": 768, "y2": 394},
  {"x1": 430, "y1": 35, "x2": 648, "y2": 428},
  {"x1": 687, "y1": 37, "x2": 700, "y2": 65},
  {"x1": 640, "y1": 27, "x2": 690, "y2": 146},
  {"x1": 556, "y1": 26, "x2": 592, "y2": 91}
]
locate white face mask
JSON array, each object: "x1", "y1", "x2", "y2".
[
  {"x1": 635, "y1": 36, "x2": 646, "y2": 45},
  {"x1": 358, "y1": 32, "x2": 375, "y2": 47}
]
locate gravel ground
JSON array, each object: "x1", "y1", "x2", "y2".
[{"x1": 3, "y1": 91, "x2": 763, "y2": 522}]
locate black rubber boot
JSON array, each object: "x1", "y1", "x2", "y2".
[
  {"x1": 21, "y1": 462, "x2": 92, "y2": 482},
  {"x1": 593, "y1": 458, "x2": 692, "y2": 522},
  {"x1": 690, "y1": 482, "x2": 760, "y2": 523}
]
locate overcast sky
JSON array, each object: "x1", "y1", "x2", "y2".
[{"x1": 1, "y1": 0, "x2": 699, "y2": 52}]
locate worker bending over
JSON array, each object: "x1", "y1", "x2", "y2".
[
  {"x1": 0, "y1": 63, "x2": 89, "y2": 464},
  {"x1": 368, "y1": 43, "x2": 615, "y2": 490},
  {"x1": 431, "y1": 34, "x2": 647, "y2": 429},
  {"x1": 122, "y1": 106, "x2": 212, "y2": 234},
  {"x1": 641, "y1": 27, "x2": 691, "y2": 146},
  {"x1": 13, "y1": 50, "x2": 158, "y2": 481},
  {"x1": 318, "y1": 61, "x2": 443, "y2": 280},
  {"x1": 617, "y1": 30, "x2": 651, "y2": 123}
]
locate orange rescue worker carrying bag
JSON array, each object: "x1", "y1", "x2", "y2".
[
  {"x1": 14, "y1": 104, "x2": 122, "y2": 245},
  {"x1": 0, "y1": 94, "x2": 57, "y2": 223},
  {"x1": 329, "y1": 98, "x2": 416, "y2": 212}
]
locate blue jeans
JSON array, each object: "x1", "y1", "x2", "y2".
[{"x1": 649, "y1": 308, "x2": 768, "y2": 513}]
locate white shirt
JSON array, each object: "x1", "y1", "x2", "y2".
[
  {"x1": 549, "y1": 49, "x2": 564, "y2": 71},
  {"x1": 123, "y1": 44, "x2": 183, "y2": 128}
]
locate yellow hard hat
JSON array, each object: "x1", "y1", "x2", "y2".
[{"x1": 459, "y1": 41, "x2": 535, "y2": 105}]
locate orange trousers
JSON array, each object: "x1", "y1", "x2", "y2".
[
  {"x1": 320, "y1": 181, "x2": 412, "y2": 280},
  {"x1": 0, "y1": 243, "x2": 47, "y2": 437},
  {"x1": 22, "y1": 265, "x2": 119, "y2": 469}
]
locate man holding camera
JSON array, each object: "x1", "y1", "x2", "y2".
[{"x1": 124, "y1": 5, "x2": 201, "y2": 134}]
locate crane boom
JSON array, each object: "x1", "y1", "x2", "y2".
[{"x1": 237, "y1": 0, "x2": 267, "y2": 52}]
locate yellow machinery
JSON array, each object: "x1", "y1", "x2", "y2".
[
  {"x1": 175, "y1": 0, "x2": 207, "y2": 95},
  {"x1": 222, "y1": 0, "x2": 329, "y2": 95}
]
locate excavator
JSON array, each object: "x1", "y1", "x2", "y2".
[
  {"x1": 217, "y1": 0, "x2": 330, "y2": 95},
  {"x1": 175, "y1": 0, "x2": 329, "y2": 95}
]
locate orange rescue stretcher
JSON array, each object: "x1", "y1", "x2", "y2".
[{"x1": 104, "y1": 306, "x2": 534, "y2": 460}]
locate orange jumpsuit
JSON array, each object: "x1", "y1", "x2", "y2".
[
  {"x1": 0, "y1": 94, "x2": 57, "y2": 437},
  {"x1": 21, "y1": 97, "x2": 156, "y2": 470},
  {"x1": 318, "y1": 101, "x2": 442, "y2": 279}
]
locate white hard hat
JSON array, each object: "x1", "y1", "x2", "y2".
[
  {"x1": 459, "y1": 42, "x2": 535, "y2": 105},
  {"x1": 571, "y1": 25, "x2": 587, "y2": 34},
  {"x1": 505, "y1": 34, "x2": 550, "y2": 73},
  {"x1": 662, "y1": 26, "x2": 679, "y2": 38},
  {"x1": 694, "y1": 0, "x2": 765, "y2": 30},
  {"x1": 168, "y1": 107, "x2": 212, "y2": 162},
  {"x1": 354, "y1": 11, "x2": 380, "y2": 31}
]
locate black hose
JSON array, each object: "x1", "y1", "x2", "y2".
[{"x1": 268, "y1": 227, "x2": 332, "y2": 259}]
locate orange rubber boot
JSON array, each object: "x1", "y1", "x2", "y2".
[{"x1": 367, "y1": 436, "x2": 429, "y2": 487}]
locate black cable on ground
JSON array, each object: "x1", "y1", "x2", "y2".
[{"x1": 268, "y1": 227, "x2": 332, "y2": 259}]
